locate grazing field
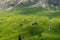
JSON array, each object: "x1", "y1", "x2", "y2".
[{"x1": 0, "y1": 7, "x2": 60, "y2": 40}]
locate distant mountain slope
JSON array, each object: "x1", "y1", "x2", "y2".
[{"x1": 0, "y1": 0, "x2": 60, "y2": 10}]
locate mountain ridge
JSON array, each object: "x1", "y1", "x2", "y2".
[{"x1": 0, "y1": 0, "x2": 60, "y2": 10}]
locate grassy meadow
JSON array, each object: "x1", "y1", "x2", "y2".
[{"x1": 0, "y1": 7, "x2": 60, "y2": 40}]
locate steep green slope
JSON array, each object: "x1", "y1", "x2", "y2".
[{"x1": 0, "y1": 7, "x2": 60, "y2": 40}]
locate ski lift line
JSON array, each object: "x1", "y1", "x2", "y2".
[
  {"x1": 6, "y1": 0, "x2": 23, "y2": 10},
  {"x1": 17, "y1": 0, "x2": 23, "y2": 5},
  {"x1": 0, "y1": 0, "x2": 23, "y2": 11}
]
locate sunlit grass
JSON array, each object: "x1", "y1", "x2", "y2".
[{"x1": 0, "y1": 7, "x2": 60, "y2": 40}]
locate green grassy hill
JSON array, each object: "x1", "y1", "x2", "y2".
[{"x1": 0, "y1": 7, "x2": 60, "y2": 40}]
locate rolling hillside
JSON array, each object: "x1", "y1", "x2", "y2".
[{"x1": 0, "y1": 7, "x2": 60, "y2": 40}]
